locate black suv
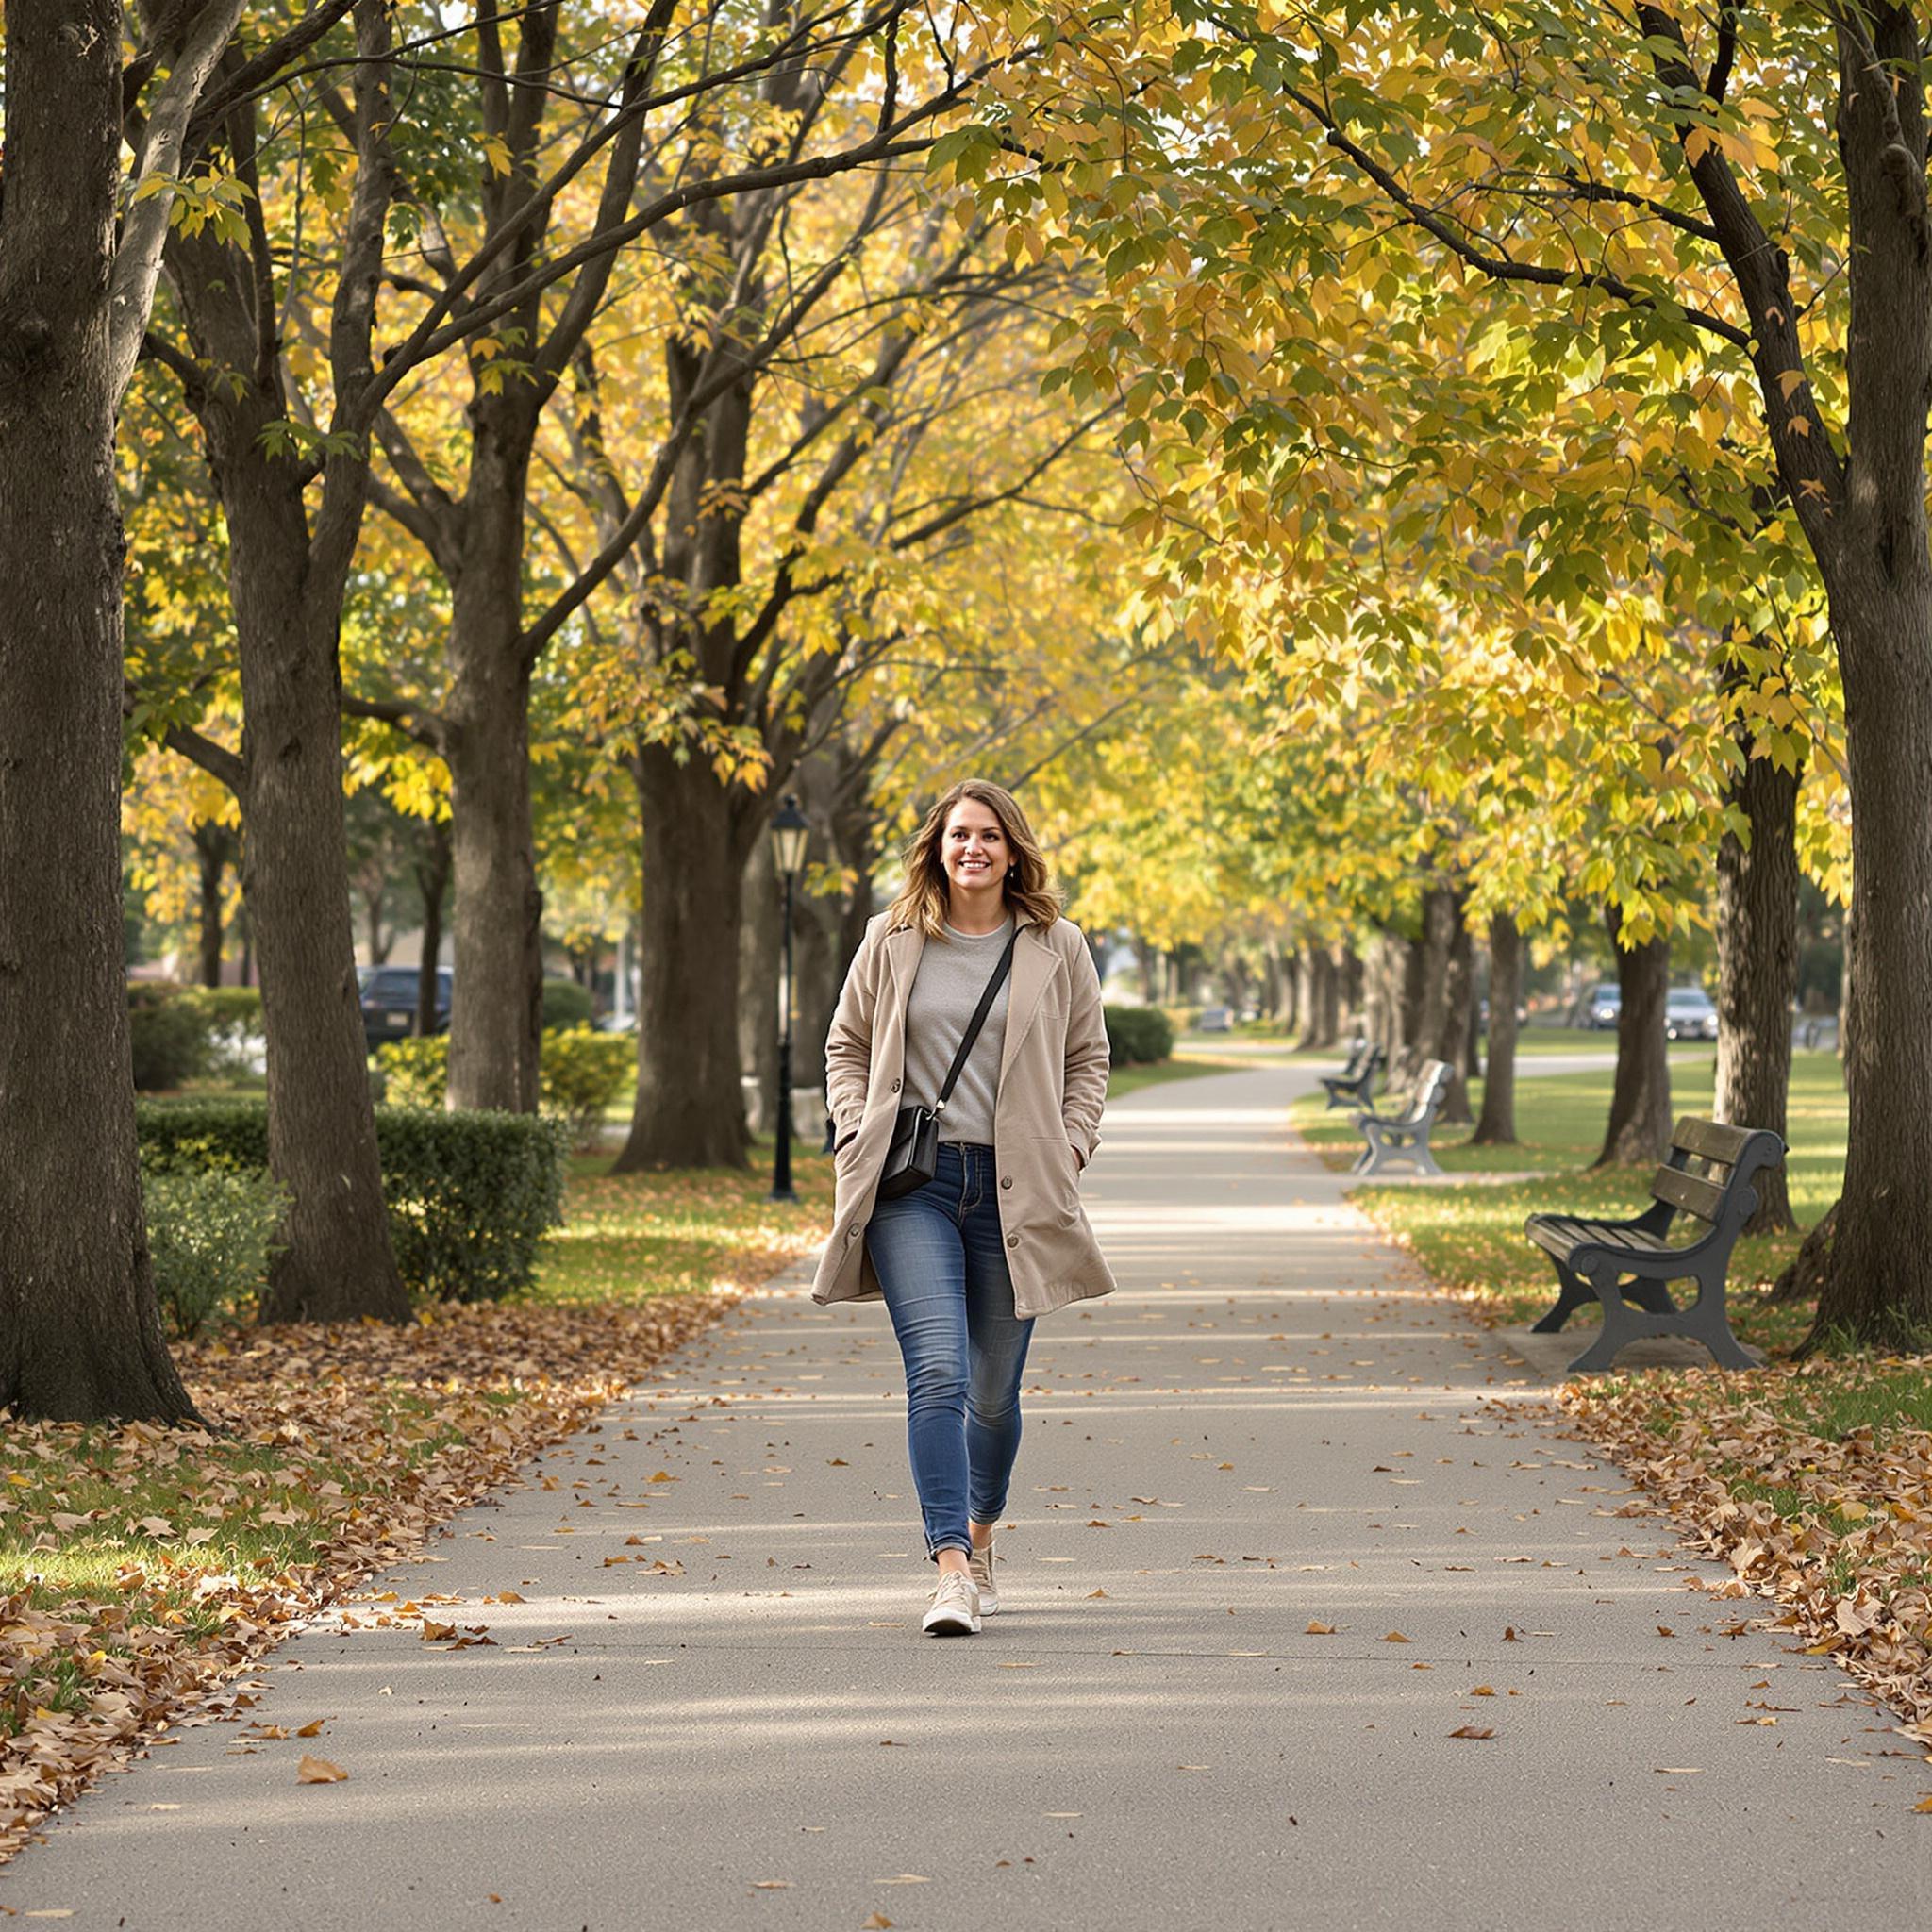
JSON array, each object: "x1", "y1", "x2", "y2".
[{"x1": 359, "y1": 965, "x2": 452, "y2": 1046}]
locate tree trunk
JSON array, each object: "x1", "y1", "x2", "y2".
[
  {"x1": 1399, "y1": 932, "x2": 1427, "y2": 1072},
  {"x1": 1317, "y1": 946, "x2": 1341, "y2": 1046},
  {"x1": 0, "y1": 0, "x2": 200, "y2": 1421},
  {"x1": 413, "y1": 818, "x2": 451, "y2": 1037},
  {"x1": 365, "y1": 883, "x2": 390, "y2": 965},
  {"x1": 443, "y1": 399, "x2": 544, "y2": 1114},
  {"x1": 1339, "y1": 943, "x2": 1364, "y2": 1037},
  {"x1": 1472, "y1": 912, "x2": 1520, "y2": 1145},
  {"x1": 1431, "y1": 894, "x2": 1474, "y2": 1124},
  {"x1": 1593, "y1": 908, "x2": 1672, "y2": 1168},
  {"x1": 234, "y1": 567, "x2": 410, "y2": 1324},
  {"x1": 193, "y1": 822, "x2": 230, "y2": 987},
  {"x1": 1810, "y1": 561, "x2": 1932, "y2": 1346},
  {"x1": 1295, "y1": 942, "x2": 1329, "y2": 1050},
  {"x1": 612, "y1": 746, "x2": 751, "y2": 1170},
  {"x1": 739, "y1": 829, "x2": 780, "y2": 1135},
  {"x1": 1415, "y1": 887, "x2": 1455, "y2": 1085},
  {"x1": 163, "y1": 12, "x2": 409, "y2": 1325},
  {"x1": 1714, "y1": 697, "x2": 1801, "y2": 1232}
]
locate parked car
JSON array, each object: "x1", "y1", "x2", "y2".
[
  {"x1": 1585, "y1": 982, "x2": 1621, "y2": 1029},
  {"x1": 1195, "y1": 1005, "x2": 1232, "y2": 1033},
  {"x1": 1664, "y1": 986, "x2": 1719, "y2": 1041},
  {"x1": 360, "y1": 965, "x2": 451, "y2": 1045}
]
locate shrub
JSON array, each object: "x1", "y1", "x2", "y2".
[
  {"x1": 142, "y1": 1164, "x2": 286, "y2": 1338},
  {"x1": 376, "y1": 1028, "x2": 631, "y2": 1150},
  {"x1": 1105, "y1": 1005, "x2": 1175, "y2": 1066},
  {"x1": 541, "y1": 1025, "x2": 632, "y2": 1148},
  {"x1": 376, "y1": 1107, "x2": 569, "y2": 1303},
  {"x1": 135, "y1": 1099, "x2": 567, "y2": 1304},
  {"x1": 126, "y1": 982, "x2": 209, "y2": 1091},
  {"x1": 376, "y1": 1034, "x2": 448, "y2": 1108},
  {"x1": 541, "y1": 977, "x2": 595, "y2": 1031}
]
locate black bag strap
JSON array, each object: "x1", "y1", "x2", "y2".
[{"x1": 933, "y1": 927, "x2": 1020, "y2": 1115}]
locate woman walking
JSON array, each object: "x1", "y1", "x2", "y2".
[{"x1": 814, "y1": 780, "x2": 1116, "y2": 1635}]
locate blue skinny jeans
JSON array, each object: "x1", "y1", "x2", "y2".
[{"x1": 864, "y1": 1142, "x2": 1035, "y2": 1560}]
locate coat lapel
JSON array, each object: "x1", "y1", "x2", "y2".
[
  {"x1": 881, "y1": 924, "x2": 926, "y2": 1037},
  {"x1": 998, "y1": 919, "x2": 1058, "y2": 1091}
]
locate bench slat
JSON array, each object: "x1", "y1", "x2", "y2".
[
  {"x1": 1649, "y1": 1161, "x2": 1728, "y2": 1223},
  {"x1": 1670, "y1": 1116, "x2": 1759, "y2": 1168}
]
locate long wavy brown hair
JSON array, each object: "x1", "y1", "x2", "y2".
[{"x1": 886, "y1": 780, "x2": 1062, "y2": 938}]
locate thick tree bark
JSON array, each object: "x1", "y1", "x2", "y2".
[
  {"x1": 193, "y1": 821, "x2": 233, "y2": 987},
  {"x1": 443, "y1": 394, "x2": 544, "y2": 1112},
  {"x1": 1814, "y1": 566, "x2": 1932, "y2": 1345},
  {"x1": 413, "y1": 817, "x2": 451, "y2": 1037},
  {"x1": 0, "y1": 0, "x2": 200, "y2": 1422},
  {"x1": 612, "y1": 746, "x2": 752, "y2": 1170},
  {"x1": 162, "y1": 4, "x2": 409, "y2": 1323},
  {"x1": 1714, "y1": 691, "x2": 1801, "y2": 1232},
  {"x1": 1472, "y1": 912, "x2": 1520, "y2": 1145},
  {"x1": 1594, "y1": 908, "x2": 1672, "y2": 1168}
]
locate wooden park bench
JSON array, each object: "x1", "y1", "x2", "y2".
[
  {"x1": 1352, "y1": 1058, "x2": 1454, "y2": 1178},
  {"x1": 1320, "y1": 1038, "x2": 1385, "y2": 1111},
  {"x1": 1524, "y1": 1116, "x2": 1786, "y2": 1374}
]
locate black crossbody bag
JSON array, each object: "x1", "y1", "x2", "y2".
[{"x1": 875, "y1": 928, "x2": 1020, "y2": 1201}]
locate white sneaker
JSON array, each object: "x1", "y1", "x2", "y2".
[
  {"x1": 968, "y1": 1538, "x2": 999, "y2": 1615},
  {"x1": 922, "y1": 1569, "x2": 982, "y2": 1636}
]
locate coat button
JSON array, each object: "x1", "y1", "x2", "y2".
[
  {"x1": 1001, "y1": 1176, "x2": 1013, "y2": 1189},
  {"x1": 846, "y1": 1227, "x2": 859, "y2": 1241},
  {"x1": 1007, "y1": 1234, "x2": 1019, "y2": 1248},
  {"x1": 891, "y1": 1078, "x2": 901, "y2": 1091}
]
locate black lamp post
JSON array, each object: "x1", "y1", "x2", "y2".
[{"x1": 769, "y1": 793, "x2": 809, "y2": 1203}]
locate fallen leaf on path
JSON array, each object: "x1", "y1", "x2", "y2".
[
  {"x1": 1447, "y1": 1726, "x2": 1494, "y2": 1740},
  {"x1": 296, "y1": 1755, "x2": 347, "y2": 1784},
  {"x1": 294, "y1": 1719, "x2": 327, "y2": 1738},
  {"x1": 863, "y1": 1916, "x2": 894, "y2": 1929},
  {"x1": 1382, "y1": 1631, "x2": 1411, "y2": 1643},
  {"x1": 1306, "y1": 1620, "x2": 1336, "y2": 1636}
]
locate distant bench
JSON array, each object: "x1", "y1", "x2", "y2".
[
  {"x1": 1321, "y1": 1038, "x2": 1385, "y2": 1111},
  {"x1": 1524, "y1": 1116, "x2": 1785, "y2": 1373},
  {"x1": 1353, "y1": 1058, "x2": 1454, "y2": 1178}
]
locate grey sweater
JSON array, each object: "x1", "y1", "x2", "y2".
[{"x1": 902, "y1": 918, "x2": 1013, "y2": 1146}]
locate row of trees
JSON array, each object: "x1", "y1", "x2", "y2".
[
  {"x1": 4, "y1": 0, "x2": 1168, "y2": 1420},
  {"x1": 8, "y1": 2, "x2": 1926, "y2": 1424},
  {"x1": 948, "y1": 0, "x2": 1913, "y2": 1347}
]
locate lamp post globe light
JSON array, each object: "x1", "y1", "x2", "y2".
[{"x1": 769, "y1": 793, "x2": 809, "y2": 1203}]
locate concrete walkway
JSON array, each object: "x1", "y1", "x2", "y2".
[{"x1": 6, "y1": 1061, "x2": 1922, "y2": 1928}]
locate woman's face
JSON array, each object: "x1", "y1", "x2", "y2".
[{"x1": 940, "y1": 798, "x2": 1010, "y2": 897}]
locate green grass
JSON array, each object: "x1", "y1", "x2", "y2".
[
  {"x1": 1291, "y1": 1050, "x2": 1850, "y2": 1356},
  {"x1": 531, "y1": 1133, "x2": 833, "y2": 1305},
  {"x1": 1106, "y1": 1053, "x2": 1245, "y2": 1099}
]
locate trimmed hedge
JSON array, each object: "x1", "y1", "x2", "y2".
[
  {"x1": 135, "y1": 1099, "x2": 567, "y2": 1304},
  {"x1": 541, "y1": 977, "x2": 595, "y2": 1031},
  {"x1": 1105, "y1": 1005, "x2": 1175, "y2": 1066},
  {"x1": 127, "y1": 982, "x2": 208, "y2": 1091},
  {"x1": 375, "y1": 1026, "x2": 631, "y2": 1150}
]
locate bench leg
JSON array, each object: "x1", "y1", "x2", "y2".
[
  {"x1": 1530, "y1": 1259, "x2": 1594, "y2": 1334},
  {"x1": 1680, "y1": 1265, "x2": 1756, "y2": 1370},
  {"x1": 1406, "y1": 1127, "x2": 1443, "y2": 1179},
  {"x1": 1564, "y1": 1271, "x2": 1650, "y2": 1373}
]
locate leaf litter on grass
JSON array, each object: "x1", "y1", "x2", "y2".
[
  {"x1": 1559, "y1": 1358, "x2": 1932, "y2": 1754},
  {"x1": 0, "y1": 1292, "x2": 739, "y2": 1862}
]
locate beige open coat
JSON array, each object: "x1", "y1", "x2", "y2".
[{"x1": 811, "y1": 910, "x2": 1117, "y2": 1320}]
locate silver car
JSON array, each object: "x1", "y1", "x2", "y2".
[{"x1": 1664, "y1": 987, "x2": 1719, "y2": 1041}]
